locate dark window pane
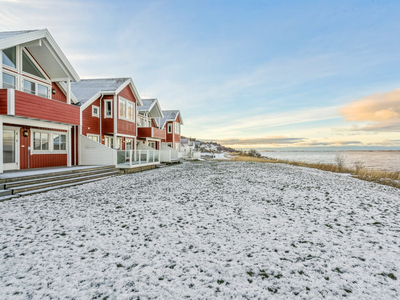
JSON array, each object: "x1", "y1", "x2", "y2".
[
  {"x1": 23, "y1": 80, "x2": 35, "y2": 95},
  {"x1": 34, "y1": 132, "x2": 41, "y2": 150},
  {"x1": 22, "y1": 51, "x2": 45, "y2": 79},
  {"x1": 2, "y1": 47, "x2": 16, "y2": 68}
]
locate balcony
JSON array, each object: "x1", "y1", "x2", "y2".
[
  {"x1": 0, "y1": 88, "x2": 80, "y2": 125},
  {"x1": 137, "y1": 126, "x2": 166, "y2": 140}
]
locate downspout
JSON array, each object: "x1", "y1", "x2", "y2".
[{"x1": 99, "y1": 92, "x2": 105, "y2": 143}]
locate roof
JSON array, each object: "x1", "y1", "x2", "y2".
[
  {"x1": 160, "y1": 110, "x2": 183, "y2": 129},
  {"x1": 0, "y1": 29, "x2": 80, "y2": 82},
  {"x1": 71, "y1": 78, "x2": 129, "y2": 105},
  {"x1": 138, "y1": 99, "x2": 157, "y2": 112},
  {"x1": 138, "y1": 98, "x2": 164, "y2": 119},
  {"x1": 0, "y1": 30, "x2": 39, "y2": 40}
]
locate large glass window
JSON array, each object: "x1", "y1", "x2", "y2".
[
  {"x1": 2, "y1": 47, "x2": 16, "y2": 68},
  {"x1": 23, "y1": 80, "x2": 36, "y2": 95},
  {"x1": 119, "y1": 98, "x2": 135, "y2": 121},
  {"x1": 22, "y1": 51, "x2": 45, "y2": 79},
  {"x1": 119, "y1": 99, "x2": 126, "y2": 118},
  {"x1": 38, "y1": 84, "x2": 48, "y2": 98},
  {"x1": 175, "y1": 123, "x2": 180, "y2": 134},
  {"x1": 2, "y1": 73, "x2": 15, "y2": 89},
  {"x1": 34, "y1": 132, "x2": 49, "y2": 150},
  {"x1": 53, "y1": 134, "x2": 66, "y2": 151}
]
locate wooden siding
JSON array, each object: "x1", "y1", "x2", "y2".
[
  {"x1": 51, "y1": 83, "x2": 67, "y2": 103},
  {"x1": 137, "y1": 127, "x2": 152, "y2": 138},
  {"x1": 174, "y1": 134, "x2": 181, "y2": 143},
  {"x1": 176, "y1": 114, "x2": 182, "y2": 124},
  {"x1": 14, "y1": 91, "x2": 80, "y2": 125},
  {"x1": 13, "y1": 125, "x2": 68, "y2": 169},
  {"x1": 117, "y1": 85, "x2": 137, "y2": 136},
  {"x1": 82, "y1": 98, "x2": 101, "y2": 136},
  {"x1": 0, "y1": 89, "x2": 8, "y2": 115}
]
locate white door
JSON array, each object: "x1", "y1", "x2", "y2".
[
  {"x1": 125, "y1": 138, "x2": 133, "y2": 160},
  {"x1": 3, "y1": 127, "x2": 19, "y2": 171},
  {"x1": 117, "y1": 137, "x2": 123, "y2": 150}
]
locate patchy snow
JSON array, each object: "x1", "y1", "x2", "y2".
[{"x1": 1, "y1": 161, "x2": 399, "y2": 299}]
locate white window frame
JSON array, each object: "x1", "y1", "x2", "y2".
[
  {"x1": 118, "y1": 96, "x2": 135, "y2": 122},
  {"x1": 175, "y1": 122, "x2": 180, "y2": 135},
  {"x1": 167, "y1": 123, "x2": 172, "y2": 133},
  {"x1": 104, "y1": 99, "x2": 113, "y2": 118},
  {"x1": 104, "y1": 136, "x2": 114, "y2": 148},
  {"x1": 92, "y1": 105, "x2": 100, "y2": 118},
  {"x1": 30, "y1": 129, "x2": 68, "y2": 154},
  {"x1": 2, "y1": 70, "x2": 17, "y2": 89},
  {"x1": 87, "y1": 134, "x2": 100, "y2": 142},
  {"x1": 2, "y1": 46, "x2": 51, "y2": 98}
]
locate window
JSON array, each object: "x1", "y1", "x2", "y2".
[
  {"x1": 23, "y1": 80, "x2": 36, "y2": 95},
  {"x1": 2, "y1": 73, "x2": 15, "y2": 89},
  {"x1": 92, "y1": 105, "x2": 100, "y2": 117},
  {"x1": 119, "y1": 99, "x2": 126, "y2": 118},
  {"x1": 175, "y1": 122, "x2": 180, "y2": 135},
  {"x1": 167, "y1": 123, "x2": 172, "y2": 133},
  {"x1": 105, "y1": 100, "x2": 112, "y2": 117},
  {"x1": 119, "y1": 97, "x2": 135, "y2": 121},
  {"x1": 87, "y1": 134, "x2": 99, "y2": 142},
  {"x1": 53, "y1": 134, "x2": 66, "y2": 151},
  {"x1": 33, "y1": 132, "x2": 49, "y2": 150},
  {"x1": 166, "y1": 143, "x2": 172, "y2": 148},
  {"x1": 148, "y1": 142, "x2": 156, "y2": 149},
  {"x1": 38, "y1": 84, "x2": 48, "y2": 98},
  {"x1": 22, "y1": 51, "x2": 45, "y2": 79},
  {"x1": 105, "y1": 136, "x2": 114, "y2": 148},
  {"x1": 2, "y1": 47, "x2": 16, "y2": 68}
]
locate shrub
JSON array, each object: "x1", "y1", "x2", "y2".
[
  {"x1": 247, "y1": 149, "x2": 261, "y2": 158},
  {"x1": 335, "y1": 153, "x2": 346, "y2": 172}
]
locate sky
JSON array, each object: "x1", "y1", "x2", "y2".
[{"x1": 1, "y1": 0, "x2": 400, "y2": 150}]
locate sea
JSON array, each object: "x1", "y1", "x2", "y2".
[{"x1": 259, "y1": 151, "x2": 400, "y2": 172}]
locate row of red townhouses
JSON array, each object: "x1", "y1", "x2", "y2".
[{"x1": 0, "y1": 29, "x2": 184, "y2": 173}]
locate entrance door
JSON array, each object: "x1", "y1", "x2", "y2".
[
  {"x1": 3, "y1": 128, "x2": 19, "y2": 171},
  {"x1": 125, "y1": 138, "x2": 133, "y2": 160}
]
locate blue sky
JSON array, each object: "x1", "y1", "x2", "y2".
[{"x1": 1, "y1": 0, "x2": 400, "y2": 149}]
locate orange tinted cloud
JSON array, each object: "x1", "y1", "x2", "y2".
[{"x1": 339, "y1": 88, "x2": 400, "y2": 122}]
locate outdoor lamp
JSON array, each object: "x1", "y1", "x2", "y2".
[{"x1": 23, "y1": 130, "x2": 29, "y2": 137}]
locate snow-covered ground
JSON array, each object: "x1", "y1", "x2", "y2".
[{"x1": 1, "y1": 161, "x2": 399, "y2": 299}]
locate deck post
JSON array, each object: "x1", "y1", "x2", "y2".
[
  {"x1": 129, "y1": 150, "x2": 132, "y2": 168},
  {"x1": 0, "y1": 50, "x2": 3, "y2": 88},
  {"x1": 138, "y1": 150, "x2": 141, "y2": 165},
  {"x1": 0, "y1": 118, "x2": 3, "y2": 173},
  {"x1": 67, "y1": 126, "x2": 72, "y2": 167}
]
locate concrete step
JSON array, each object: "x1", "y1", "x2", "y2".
[
  {"x1": 11, "y1": 170, "x2": 120, "y2": 194},
  {"x1": 0, "y1": 190, "x2": 13, "y2": 197},
  {"x1": 0, "y1": 195, "x2": 20, "y2": 202},
  {"x1": 1, "y1": 165, "x2": 116, "y2": 183},
  {"x1": 4, "y1": 168, "x2": 120, "y2": 189},
  {"x1": 17, "y1": 176, "x2": 113, "y2": 197}
]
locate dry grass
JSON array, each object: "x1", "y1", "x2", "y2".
[{"x1": 229, "y1": 154, "x2": 400, "y2": 189}]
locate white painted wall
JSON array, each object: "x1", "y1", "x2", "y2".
[{"x1": 79, "y1": 134, "x2": 116, "y2": 166}]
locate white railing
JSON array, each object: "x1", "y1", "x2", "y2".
[
  {"x1": 160, "y1": 144, "x2": 180, "y2": 162},
  {"x1": 116, "y1": 150, "x2": 160, "y2": 168},
  {"x1": 179, "y1": 150, "x2": 201, "y2": 159}
]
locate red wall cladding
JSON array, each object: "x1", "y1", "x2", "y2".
[
  {"x1": 117, "y1": 85, "x2": 137, "y2": 136},
  {"x1": 14, "y1": 91, "x2": 79, "y2": 125},
  {"x1": 82, "y1": 98, "x2": 101, "y2": 136},
  {"x1": 51, "y1": 83, "x2": 67, "y2": 103},
  {"x1": 13, "y1": 125, "x2": 68, "y2": 170},
  {"x1": 0, "y1": 89, "x2": 8, "y2": 115}
]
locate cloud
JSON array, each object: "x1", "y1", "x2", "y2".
[
  {"x1": 367, "y1": 139, "x2": 400, "y2": 146},
  {"x1": 215, "y1": 136, "x2": 306, "y2": 146},
  {"x1": 339, "y1": 88, "x2": 400, "y2": 132}
]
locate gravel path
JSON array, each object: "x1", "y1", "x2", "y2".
[{"x1": 1, "y1": 161, "x2": 399, "y2": 299}]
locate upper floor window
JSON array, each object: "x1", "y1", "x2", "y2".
[
  {"x1": 175, "y1": 122, "x2": 180, "y2": 135},
  {"x1": 22, "y1": 51, "x2": 46, "y2": 79},
  {"x1": 23, "y1": 79, "x2": 36, "y2": 95},
  {"x1": 119, "y1": 97, "x2": 135, "y2": 122},
  {"x1": 92, "y1": 105, "x2": 100, "y2": 118},
  {"x1": 2, "y1": 73, "x2": 15, "y2": 89},
  {"x1": 2, "y1": 47, "x2": 16, "y2": 68},
  {"x1": 167, "y1": 123, "x2": 172, "y2": 133},
  {"x1": 105, "y1": 100, "x2": 112, "y2": 118},
  {"x1": 38, "y1": 84, "x2": 48, "y2": 98}
]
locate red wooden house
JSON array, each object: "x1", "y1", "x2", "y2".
[
  {"x1": 137, "y1": 98, "x2": 165, "y2": 150},
  {"x1": 160, "y1": 110, "x2": 183, "y2": 151},
  {"x1": 71, "y1": 77, "x2": 142, "y2": 154},
  {"x1": 0, "y1": 30, "x2": 80, "y2": 173}
]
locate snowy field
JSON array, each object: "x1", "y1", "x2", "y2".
[{"x1": 1, "y1": 161, "x2": 399, "y2": 299}]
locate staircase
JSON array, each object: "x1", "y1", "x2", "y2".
[{"x1": 0, "y1": 166, "x2": 122, "y2": 202}]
